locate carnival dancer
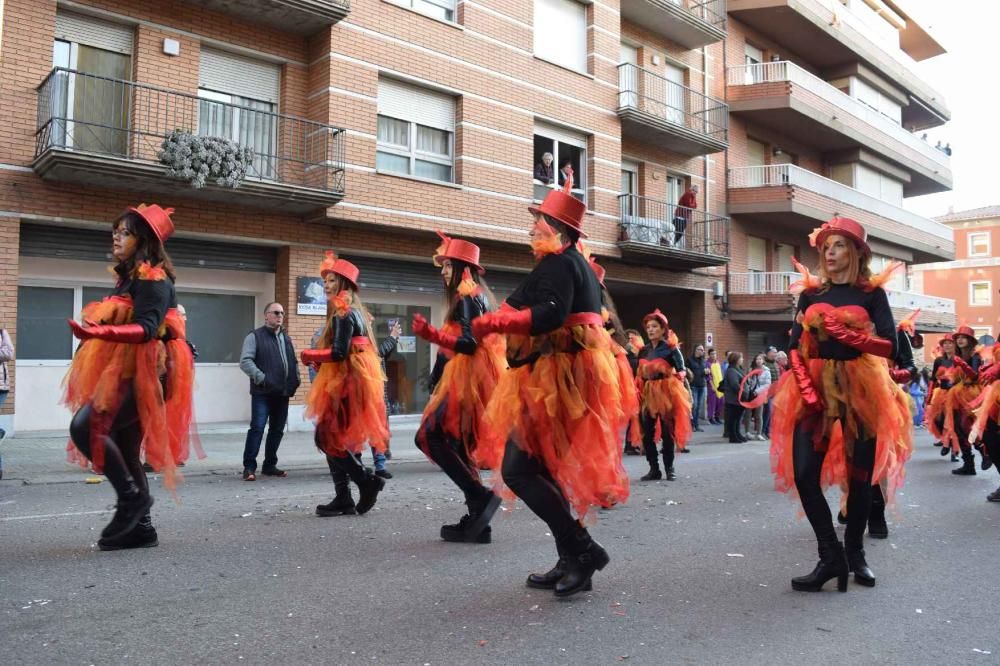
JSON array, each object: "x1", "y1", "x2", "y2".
[
  {"x1": 770, "y1": 217, "x2": 911, "y2": 591},
  {"x1": 411, "y1": 232, "x2": 506, "y2": 543},
  {"x1": 927, "y1": 327, "x2": 983, "y2": 472},
  {"x1": 473, "y1": 169, "x2": 629, "y2": 597},
  {"x1": 636, "y1": 309, "x2": 692, "y2": 481},
  {"x1": 925, "y1": 335, "x2": 960, "y2": 459},
  {"x1": 303, "y1": 253, "x2": 388, "y2": 516},
  {"x1": 65, "y1": 204, "x2": 196, "y2": 550},
  {"x1": 971, "y1": 346, "x2": 1000, "y2": 501}
]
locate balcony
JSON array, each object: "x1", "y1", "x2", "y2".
[
  {"x1": 33, "y1": 68, "x2": 346, "y2": 215},
  {"x1": 618, "y1": 194, "x2": 730, "y2": 268},
  {"x1": 727, "y1": 0, "x2": 948, "y2": 129},
  {"x1": 726, "y1": 61, "x2": 951, "y2": 196},
  {"x1": 728, "y1": 164, "x2": 953, "y2": 263},
  {"x1": 618, "y1": 64, "x2": 728, "y2": 156},
  {"x1": 183, "y1": 0, "x2": 350, "y2": 35},
  {"x1": 619, "y1": 0, "x2": 726, "y2": 49}
]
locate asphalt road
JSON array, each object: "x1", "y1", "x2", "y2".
[{"x1": 1, "y1": 431, "x2": 998, "y2": 665}]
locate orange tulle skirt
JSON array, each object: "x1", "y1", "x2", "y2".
[
  {"x1": 940, "y1": 382, "x2": 981, "y2": 452},
  {"x1": 62, "y1": 296, "x2": 199, "y2": 492},
  {"x1": 416, "y1": 331, "x2": 508, "y2": 470},
  {"x1": 306, "y1": 340, "x2": 389, "y2": 457},
  {"x1": 613, "y1": 344, "x2": 641, "y2": 446},
  {"x1": 484, "y1": 324, "x2": 631, "y2": 519},
  {"x1": 972, "y1": 380, "x2": 1000, "y2": 438},
  {"x1": 769, "y1": 354, "x2": 913, "y2": 506},
  {"x1": 638, "y1": 360, "x2": 692, "y2": 451}
]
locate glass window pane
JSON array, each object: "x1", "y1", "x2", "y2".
[
  {"x1": 82, "y1": 286, "x2": 111, "y2": 305},
  {"x1": 17, "y1": 286, "x2": 75, "y2": 360},
  {"x1": 377, "y1": 150, "x2": 411, "y2": 175},
  {"x1": 52, "y1": 40, "x2": 71, "y2": 68},
  {"x1": 366, "y1": 302, "x2": 432, "y2": 414},
  {"x1": 72, "y1": 45, "x2": 131, "y2": 156},
  {"x1": 235, "y1": 96, "x2": 277, "y2": 181},
  {"x1": 415, "y1": 159, "x2": 452, "y2": 182},
  {"x1": 176, "y1": 292, "x2": 256, "y2": 363},
  {"x1": 416, "y1": 125, "x2": 450, "y2": 157},
  {"x1": 414, "y1": 0, "x2": 453, "y2": 20},
  {"x1": 377, "y1": 115, "x2": 410, "y2": 148}
]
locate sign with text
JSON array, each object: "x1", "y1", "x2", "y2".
[{"x1": 296, "y1": 276, "x2": 327, "y2": 316}]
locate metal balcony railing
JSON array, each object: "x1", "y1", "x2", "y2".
[
  {"x1": 35, "y1": 67, "x2": 346, "y2": 194},
  {"x1": 618, "y1": 193, "x2": 729, "y2": 256},
  {"x1": 727, "y1": 164, "x2": 952, "y2": 242},
  {"x1": 618, "y1": 63, "x2": 728, "y2": 144},
  {"x1": 887, "y1": 290, "x2": 955, "y2": 314},
  {"x1": 688, "y1": 0, "x2": 727, "y2": 30},
  {"x1": 726, "y1": 61, "x2": 949, "y2": 173},
  {"x1": 729, "y1": 271, "x2": 799, "y2": 295}
]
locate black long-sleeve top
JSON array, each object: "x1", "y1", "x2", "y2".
[
  {"x1": 787, "y1": 283, "x2": 896, "y2": 360},
  {"x1": 429, "y1": 293, "x2": 487, "y2": 392},
  {"x1": 505, "y1": 245, "x2": 602, "y2": 335},
  {"x1": 638, "y1": 339, "x2": 686, "y2": 375},
  {"x1": 113, "y1": 273, "x2": 176, "y2": 341},
  {"x1": 330, "y1": 307, "x2": 369, "y2": 361},
  {"x1": 931, "y1": 352, "x2": 983, "y2": 390}
]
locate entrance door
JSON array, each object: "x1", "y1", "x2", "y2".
[
  {"x1": 620, "y1": 160, "x2": 638, "y2": 220},
  {"x1": 744, "y1": 43, "x2": 763, "y2": 83},
  {"x1": 619, "y1": 43, "x2": 638, "y2": 109},
  {"x1": 775, "y1": 242, "x2": 795, "y2": 293},
  {"x1": 664, "y1": 63, "x2": 685, "y2": 125},
  {"x1": 746, "y1": 138, "x2": 767, "y2": 186}
]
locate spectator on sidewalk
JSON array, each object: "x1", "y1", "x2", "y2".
[
  {"x1": 687, "y1": 344, "x2": 708, "y2": 432},
  {"x1": 0, "y1": 326, "x2": 13, "y2": 479},
  {"x1": 761, "y1": 345, "x2": 781, "y2": 438},
  {"x1": 722, "y1": 351, "x2": 747, "y2": 443},
  {"x1": 706, "y1": 347, "x2": 724, "y2": 425},
  {"x1": 239, "y1": 302, "x2": 300, "y2": 481}
]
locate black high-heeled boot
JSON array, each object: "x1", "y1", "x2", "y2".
[
  {"x1": 554, "y1": 528, "x2": 609, "y2": 598},
  {"x1": 791, "y1": 539, "x2": 849, "y2": 592},
  {"x1": 101, "y1": 486, "x2": 154, "y2": 540},
  {"x1": 845, "y1": 539, "x2": 876, "y2": 587}
]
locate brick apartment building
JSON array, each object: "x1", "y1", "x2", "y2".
[
  {"x1": 912, "y1": 205, "x2": 1000, "y2": 360},
  {"x1": 0, "y1": 0, "x2": 955, "y2": 433}
]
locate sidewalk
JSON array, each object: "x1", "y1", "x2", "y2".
[{"x1": 0, "y1": 418, "x2": 739, "y2": 485}]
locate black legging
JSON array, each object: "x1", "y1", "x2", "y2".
[
  {"x1": 419, "y1": 416, "x2": 489, "y2": 506},
  {"x1": 641, "y1": 412, "x2": 675, "y2": 470},
  {"x1": 69, "y1": 386, "x2": 146, "y2": 498},
  {"x1": 502, "y1": 441, "x2": 578, "y2": 546},
  {"x1": 793, "y1": 424, "x2": 876, "y2": 546},
  {"x1": 984, "y1": 419, "x2": 1000, "y2": 478}
]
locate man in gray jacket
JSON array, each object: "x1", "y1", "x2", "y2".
[{"x1": 239, "y1": 302, "x2": 300, "y2": 481}]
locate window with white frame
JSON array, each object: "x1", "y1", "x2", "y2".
[
  {"x1": 534, "y1": 0, "x2": 587, "y2": 74},
  {"x1": 970, "y1": 281, "x2": 992, "y2": 306},
  {"x1": 390, "y1": 0, "x2": 456, "y2": 21},
  {"x1": 376, "y1": 78, "x2": 455, "y2": 183},
  {"x1": 971, "y1": 326, "x2": 993, "y2": 341},
  {"x1": 533, "y1": 122, "x2": 587, "y2": 203},
  {"x1": 968, "y1": 232, "x2": 991, "y2": 257},
  {"x1": 870, "y1": 254, "x2": 907, "y2": 291}
]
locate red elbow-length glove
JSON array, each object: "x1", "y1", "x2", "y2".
[
  {"x1": 889, "y1": 368, "x2": 912, "y2": 383},
  {"x1": 789, "y1": 350, "x2": 824, "y2": 413},
  {"x1": 471, "y1": 307, "x2": 532, "y2": 339},
  {"x1": 412, "y1": 314, "x2": 458, "y2": 350},
  {"x1": 978, "y1": 362, "x2": 1000, "y2": 386},
  {"x1": 951, "y1": 355, "x2": 978, "y2": 381},
  {"x1": 301, "y1": 349, "x2": 332, "y2": 366},
  {"x1": 822, "y1": 314, "x2": 893, "y2": 358},
  {"x1": 68, "y1": 319, "x2": 147, "y2": 343}
]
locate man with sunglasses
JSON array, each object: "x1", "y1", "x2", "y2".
[{"x1": 239, "y1": 302, "x2": 301, "y2": 481}]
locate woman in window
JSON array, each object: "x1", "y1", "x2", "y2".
[
  {"x1": 64, "y1": 204, "x2": 196, "y2": 551},
  {"x1": 770, "y1": 217, "x2": 911, "y2": 592},
  {"x1": 411, "y1": 232, "x2": 506, "y2": 543},
  {"x1": 533, "y1": 152, "x2": 555, "y2": 185},
  {"x1": 722, "y1": 352, "x2": 747, "y2": 443},
  {"x1": 302, "y1": 253, "x2": 388, "y2": 517},
  {"x1": 971, "y1": 346, "x2": 1000, "y2": 501},
  {"x1": 472, "y1": 171, "x2": 629, "y2": 597},
  {"x1": 636, "y1": 309, "x2": 691, "y2": 481}
]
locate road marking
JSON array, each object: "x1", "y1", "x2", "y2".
[{"x1": 1, "y1": 509, "x2": 109, "y2": 522}]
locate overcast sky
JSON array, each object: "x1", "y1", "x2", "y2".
[{"x1": 902, "y1": 1, "x2": 1000, "y2": 219}]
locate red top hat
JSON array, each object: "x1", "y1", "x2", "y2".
[
  {"x1": 809, "y1": 217, "x2": 871, "y2": 257},
  {"x1": 125, "y1": 203, "x2": 175, "y2": 244},
  {"x1": 433, "y1": 231, "x2": 485, "y2": 274},
  {"x1": 643, "y1": 309, "x2": 669, "y2": 330},
  {"x1": 954, "y1": 325, "x2": 977, "y2": 342},
  {"x1": 528, "y1": 167, "x2": 587, "y2": 238},
  {"x1": 319, "y1": 250, "x2": 360, "y2": 290},
  {"x1": 940, "y1": 333, "x2": 955, "y2": 343}
]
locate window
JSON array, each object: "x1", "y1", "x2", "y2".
[
  {"x1": 971, "y1": 326, "x2": 993, "y2": 342},
  {"x1": 968, "y1": 232, "x2": 991, "y2": 257},
  {"x1": 366, "y1": 302, "x2": 433, "y2": 414},
  {"x1": 970, "y1": 281, "x2": 992, "y2": 306},
  {"x1": 176, "y1": 292, "x2": 256, "y2": 363},
  {"x1": 747, "y1": 236, "x2": 767, "y2": 292},
  {"x1": 829, "y1": 163, "x2": 904, "y2": 206},
  {"x1": 744, "y1": 44, "x2": 763, "y2": 84},
  {"x1": 620, "y1": 162, "x2": 637, "y2": 218},
  {"x1": 851, "y1": 77, "x2": 901, "y2": 124},
  {"x1": 377, "y1": 78, "x2": 455, "y2": 183},
  {"x1": 16, "y1": 286, "x2": 76, "y2": 360},
  {"x1": 391, "y1": 0, "x2": 456, "y2": 21},
  {"x1": 534, "y1": 0, "x2": 587, "y2": 73},
  {"x1": 870, "y1": 254, "x2": 906, "y2": 291},
  {"x1": 533, "y1": 123, "x2": 586, "y2": 203}
]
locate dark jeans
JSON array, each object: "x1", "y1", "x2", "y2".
[
  {"x1": 690, "y1": 385, "x2": 706, "y2": 427},
  {"x1": 673, "y1": 216, "x2": 687, "y2": 246},
  {"x1": 723, "y1": 403, "x2": 744, "y2": 441},
  {"x1": 641, "y1": 412, "x2": 675, "y2": 470},
  {"x1": 761, "y1": 399, "x2": 773, "y2": 436},
  {"x1": 242, "y1": 394, "x2": 289, "y2": 472}
]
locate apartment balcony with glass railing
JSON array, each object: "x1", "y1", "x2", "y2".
[
  {"x1": 618, "y1": 193, "x2": 730, "y2": 268},
  {"x1": 33, "y1": 68, "x2": 346, "y2": 214},
  {"x1": 619, "y1": 0, "x2": 726, "y2": 49},
  {"x1": 727, "y1": 164, "x2": 953, "y2": 262},
  {"x1": 618, "y1": 63, "x2": 728, "y2": 156},
  {"x1": 183, "y1": 0, "x2": 350, "y2": 35},
  {"x1": 726, "y1": 61, "x2": 951, "y2": 195}
]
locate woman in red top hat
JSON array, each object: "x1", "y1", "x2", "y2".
[
  {"x1": 302, "y1": 252, "x2": 388, "y2": 516},
  {"x1": 926, "y1": 327, "x2": 984, "y2": 471},
  {"x1": 635, "y1": 309, "x2": 691, "y2": 482},
  {"x1": 411, "y1": 232, "x2": 507, "y2": 543},
  {"x1": 474, "y1": 170, "x2": 630, "y2": 597},
  {"x1": 971, "y1": 344, "x2": 1000, "y2": 500},
  {"x1": 64, "y1": 204, "x2": 197, "y2": 550},
  {"x1": 769, "y1": 217, "x2": 912, "y2": 591}
]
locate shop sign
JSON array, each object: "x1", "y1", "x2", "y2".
[{"x1": 297, "y1": 277, "x2": 327, "y2": 315}]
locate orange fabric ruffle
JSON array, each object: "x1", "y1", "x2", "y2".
[
  {"x1": 637, "y1": 358, "x2": 692, "y2": 450},
  {"x1": 939, "y1": 380, "x2": 982, "y2": 452},
  {"x1": 769, "y1": 304, "x2": 912, "y2": 506},
  {"x1": 613, "y1": 342, "x2": 641, "y2": 446},
  {"x1": 417, "y1": 329, "x2": 508, "y2": 470},
  {"x1": 972, "y1": 380, "x2": 1000, "y2": 439},
  {"x1": 306, "y1": 342, "x2": 389, "y2": 457},
  {"x1": 62, "y1": 294, "x2": 198, "y2": 492},
  {"x1": 484, "y1": 324, "x2": 630, "y2": 519}
]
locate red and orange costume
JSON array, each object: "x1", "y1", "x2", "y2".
[
  {"x1": 971, "y1": 345, "x2": 1000, "y2": 500},
  {"x1": 925, "y1": 326, "x2": 984, "y2": 472}
]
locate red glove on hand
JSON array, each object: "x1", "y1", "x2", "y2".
[
  {"x1": 472, "y1": 308, "x2": 532, "y2": 339},
  {"x1": 789, "y1": 350, "x2": 824, "y2": 414},
  {"x1": 889, "y1": 368, "x2": 912, "y2": 383},
  {"x1": 822, "y1": 314, "x2": 893, "y2": 358},
  {"x1": 411, "y1": 314, "x2": 457, "y2": 350},
  {"x1": 301, "y1": 349, "x2": 332, "y2": 366},
  {"x1": 68, "y1": 319, "x2": 147, "y2": 343},
  {"x1": 951, "y1": 355, "x2": 977, "y2": 381},
  {"x1": 978, "y1": 362, "x2": 1000, "y2": 386}
]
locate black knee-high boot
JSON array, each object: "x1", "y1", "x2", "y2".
[
  {"x1": 316, "y1": 455, "x2": 357, "y2": 516},
  {"x1": 844, "y1": 439, "x2": 877, "y2": 586},
  {"x1": 953, "y1": 443, "x2": 976, "y2": 475},
  {"x1": 640, "y1": 414, "x2": 662, "y2": 480},
  {"x1": 329, "y1": 451, "x2": 384, "y2": 515},
  {"x1": 427, "y1": 435, "x2": 498, "y2": 543},
  {"x1": 867, "y1": 485, "x2": 888, "y2": 539}
]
